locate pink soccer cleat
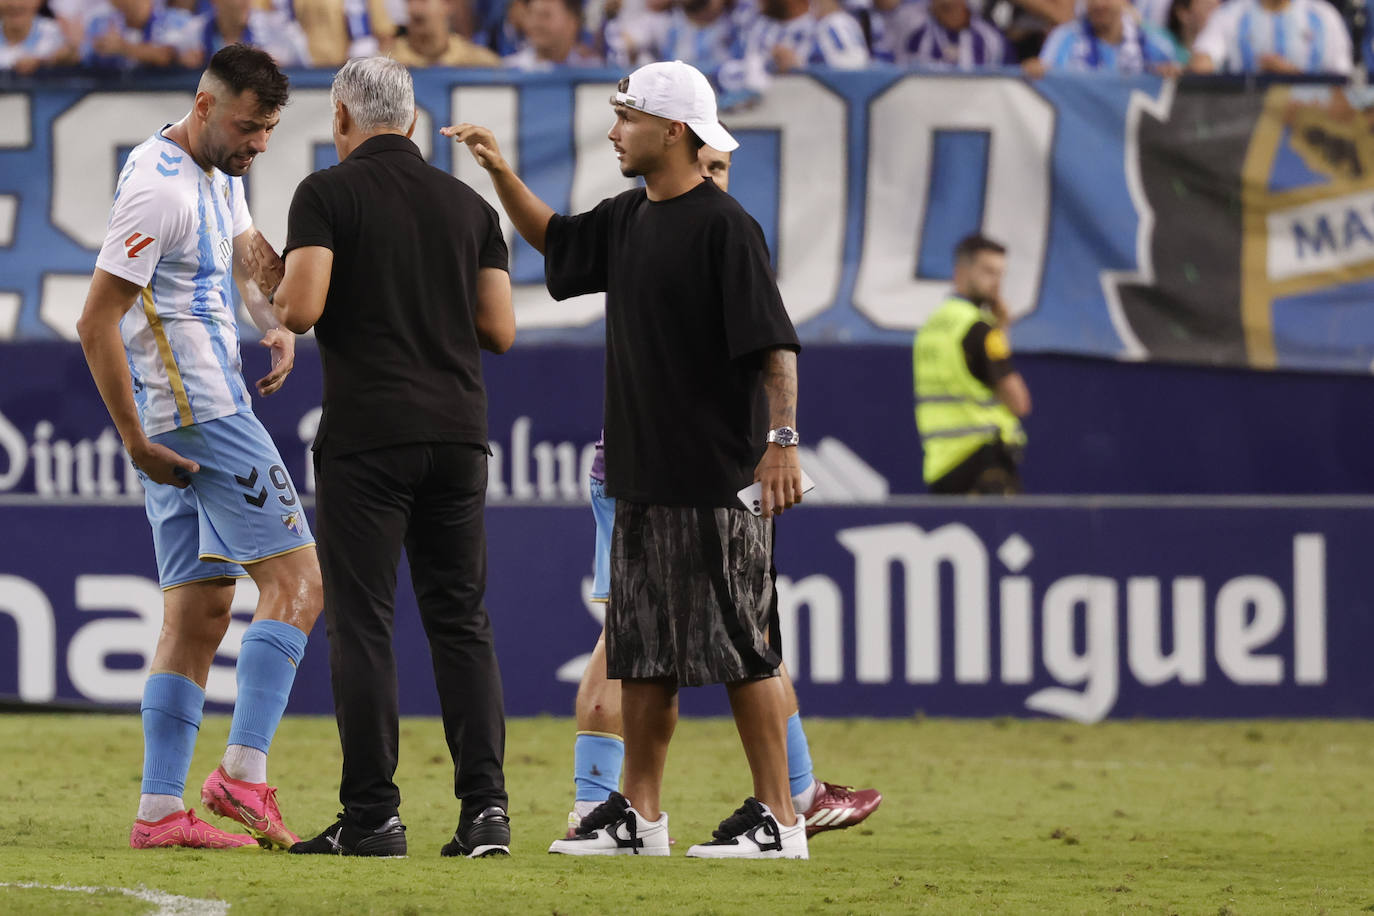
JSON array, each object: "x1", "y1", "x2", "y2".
[
  {"x1": 129, "y1": 809, "x2": 260, "y2": 849},
  {"x1": 801, "y1": 780, "x2": 883, "y2": 837},
  {"x1": 200, "y1": 766, "x2": 300, "y2": 849}
]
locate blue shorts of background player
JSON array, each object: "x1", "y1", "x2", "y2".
[
  {"x1": 142, "y1": 412, "x2": 314, "y2": 588},
  {"x1": 589, "y1": 475, "x2": 613, "y2": 603}
]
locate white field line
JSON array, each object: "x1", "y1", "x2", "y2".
[{"x1": 0, "y1": 882, "x2": 229, "y2": 915}]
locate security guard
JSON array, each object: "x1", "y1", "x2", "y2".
[{"x1": 914, "y1": 234, "x2": 1031, "y2": 494}]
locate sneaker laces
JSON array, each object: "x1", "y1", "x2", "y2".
[
  {"x1": 577, "y1": 793, "x2": 632, "y2": 836},
  {"x1": 817, "y1": 782, "x2": 856, "y2": 802},
  {"x1": 711, "y1": 798, "x2": 767, "y2": 842}
]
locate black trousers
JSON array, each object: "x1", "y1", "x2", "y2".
[
  {"x1": 928, "y1": 439, "x2": 1023, "y2": 495},
  {"x1": 314, "y1": 442, "x2": 507, "y2": 827}
]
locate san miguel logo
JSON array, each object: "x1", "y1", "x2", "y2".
[{"x1": 1105, "y1": 82, "x2": 1374, "y2": 372}]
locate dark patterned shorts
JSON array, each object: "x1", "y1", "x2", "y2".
[{"x1": 606, "y1": 501, "x2": 781, "y2": 687}]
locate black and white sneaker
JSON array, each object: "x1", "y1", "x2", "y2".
[
  {"x1": 686, "y1": 798, "x2": 808, "y2": 860},
  {"x1": 547, "y1": 791, "x2": 669, "y2": 856},
  {"x1": 288, "y1": 814, "x2": 408, "y2": 857},
  {"x1": 441, "y1": 806, "x2": 511, "y2": 858}
]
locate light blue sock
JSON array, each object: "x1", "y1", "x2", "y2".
[
  {"x1": 573, "y1": 732, "x2": 624, "y2": 802},
  {"x1": 226, "y1": 619, "x2": 308, "y2": 753},
  {"x1": 786, "y1": 712, "x2": 815, "y2": 798},
  {"x1": 141, "y1": 673, "x2": 205, "y2": 797}
]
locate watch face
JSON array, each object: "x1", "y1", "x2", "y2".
[{"x1": 771, "y1": 427, "x2": 797, "y2": 446}]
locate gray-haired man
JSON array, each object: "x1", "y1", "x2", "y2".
[{"x1": 252, "y1": 56, "x2": 517, "y2": 858}]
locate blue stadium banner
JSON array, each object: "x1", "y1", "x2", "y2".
[
  {"x1": 2, "y1": 343, "x2": 1373, "y2": 721},
  {"x1": 3, "y1": 492, "x2": 1372, "y2": 723},
  {"x1": 3, "y1": 70, "x2": 1374, "y2": 372}
]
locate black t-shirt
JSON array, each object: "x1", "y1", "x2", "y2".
[
  {"x1": 961, "y1": 320, "x2": 1016, "y2": 388},
  {"x1": 545, "y1": 180, "x2": 800, "y2": 507},
  {"x1": 283, "y1": 135, "x2": 508, "y2": 457}
]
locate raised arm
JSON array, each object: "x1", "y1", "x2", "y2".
[
  {"x1": 442, "y1": 123, "x2": 555, "y2": 255},
  {"x1": 753, "y1": 347, "x2": 803, "y2": 519},
  {"x1": 76, "y1": 268, "x2": 199, "y2": 487}
]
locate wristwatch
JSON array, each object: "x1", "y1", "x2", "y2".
[{"x1": 767, "y1": 426, "x2": 800, "y2": 447}]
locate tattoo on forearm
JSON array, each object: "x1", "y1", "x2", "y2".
[{"x1": 762, "y1": 348, "x2": 797, "y2": 429}]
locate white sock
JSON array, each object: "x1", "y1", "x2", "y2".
[
  {"x1": 221, "y1": 744, "x2": 267, "y2": 783},
  {"x1": 792, "y1": 778, "x2": 819, "y2": 814},
  {"x1": 137, "y1": 793, "x2": 184, "y2": 822},
  {"x1": 573, "y1": 799, "x2": 602, "y2": 821}
]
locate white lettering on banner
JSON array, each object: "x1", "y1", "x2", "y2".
[
  {"x1": 825, "y1": 522, "x2": 1327, "y2": 723},
  {"x1": 52, "y1": 93, "x2": 192, "y2": 250},
  {"x1": 0, "y1": 411, "x2": 139, "y2": 498},
  {"x1": 776, "y1": 575, "x2": 844, "y2": 683},
  {"x1": 718, "y1": 76, "x2": 846, "y2": 325},
  {"x1": 0, "y1": 575, "x2": 256, "y2": 705},
  {"x1": 0, "y1": 575, "x2": 56, "y2": 702},
  {"x1": 67, "y1": 576, "x2": 164, "y2": 702},
  {"x1": 853, "y1": 77, "x2": 1054, "y2": 330},
  {"x1": 1268, "y1": 192, "x2": 1374, "y2": 281}
]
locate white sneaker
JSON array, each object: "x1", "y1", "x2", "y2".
[
  {"x1": 548, "y1": 792, "x2": 669, "y2": 857},
  {"x1": 686, "y1": 798, "x2": 809, "y2": 860}
]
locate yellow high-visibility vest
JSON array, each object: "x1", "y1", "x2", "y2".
[{"x1": 913, "y1": 296, "x2": 1026, "y2": 484}]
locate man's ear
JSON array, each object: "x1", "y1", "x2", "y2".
[
  {"x1": 335, "y1": 101, "x2": 352, "y2": 135},
  {"x1": 193, "y1": 89, "x2": 215, "y2": 124},
  {"x1": 665, "y1": 119, "x2": 687, "y2": 147},
  {"x1": 406, "y1": 112, "x2": 418, "y2": 138}
]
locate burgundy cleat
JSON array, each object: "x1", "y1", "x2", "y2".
[{"x1": 801, "y1": 781, "x2": 882, "y2": 837}]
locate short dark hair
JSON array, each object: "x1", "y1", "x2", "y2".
[
  {"x1": 954, "y1": 232, "x2": 1006, "y2": 263},
  {"x1": 685, "y1": 128, "x2": 706, "y2": 154},
  {"x1": 208, "y1": 44, "x2": 289, "y2": 114}
]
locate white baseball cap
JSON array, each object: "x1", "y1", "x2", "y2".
[{"x1": 610, "y1": 60, "x2": 738, "y2": 152}]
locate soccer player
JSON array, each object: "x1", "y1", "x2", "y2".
[
  {"x1": 76, "y1": 43, "x2": 321, "y2": 851},
  {"x1": 563, "y1": 142, "x2": 882, "y2": 843}
]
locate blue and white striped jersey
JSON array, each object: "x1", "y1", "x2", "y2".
[
  {"x1": 1040, "y1": 14, "x2": 1179, "y2": 72},
  {"x1": 1192, "y1": 0, "x2": 1350, "y2": 75},
  {"x1": 0, "y1": 15, "x2": 65, "y2": 69},
  {"x1": 886, "y1": 3, "x2": 1010, "y2": 69},
  {"x1": 626, "y1": 8, "x2": 744, "y2": 78},
  {"x1": 96, "y1": 130, "x2": 254, "y2": 437},
  {"x1": 718, "y1": 8, "x2": 870, "y2": 92},
  {"x1": 80, "y1": 0, "x2": 197, "y2": 67}
]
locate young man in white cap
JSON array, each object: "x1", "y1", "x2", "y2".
[{"x1": 446, "y1": 61, "x2": 809, "y2": 859}]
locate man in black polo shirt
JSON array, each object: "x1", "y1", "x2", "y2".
[
  {"x1": 251, "y1": 56, "x2": 516, "y2": 858},
  {"x1": 446, "y1": 60, "x2": 809, "y2": 859}
]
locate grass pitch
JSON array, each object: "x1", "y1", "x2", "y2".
[{"x1": 0, "y1": 715, "x2": 1371, "y2": 914}]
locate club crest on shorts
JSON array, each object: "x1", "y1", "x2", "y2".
[{"x1": 281, "y1": 511, "x2": 304, "y2": 537}]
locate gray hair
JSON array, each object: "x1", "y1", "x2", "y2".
[{"x1": 330, "y1": 57, "x2": 415, "y2": 134}]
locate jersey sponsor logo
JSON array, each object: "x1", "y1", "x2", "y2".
[{"x1": 123, "y1": 232, "x2": 155, "y2": 259}]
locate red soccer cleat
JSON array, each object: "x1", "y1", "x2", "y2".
[
  {"x1": 801, "y1": 780, "x2": 883, "y2": 837},
  {"x1": 129, "y1": 808, "x2": 259, "y2": 849},
  {"x1": 200, "y1": 766, "x2": 300, "y2": 849}
]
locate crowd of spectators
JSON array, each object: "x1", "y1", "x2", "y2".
[{"x1": 0, "y1": 0, "x2": 1363, "y2": 86}]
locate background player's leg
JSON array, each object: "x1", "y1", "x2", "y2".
[
  {"x1": 778, "y1": 664, "x2": 818, "y2": 809},
  {"x1": 570, "y1": 630, "x2": 624, "y2": 827}
]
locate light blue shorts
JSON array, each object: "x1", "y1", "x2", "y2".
[
  {"x1": 141, "y1": 411, "x2": 314, "y2": 590},
  {"x1": 590, "y1": 476, "x2": 614, "y2": 602}
]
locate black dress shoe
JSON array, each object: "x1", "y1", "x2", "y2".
[
  {"x1": 290, "y1": 814, "x2": 407, "y2": 856},
  {"x1": 440, "y1": 806, "x2": 510, "y2": 858}
]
